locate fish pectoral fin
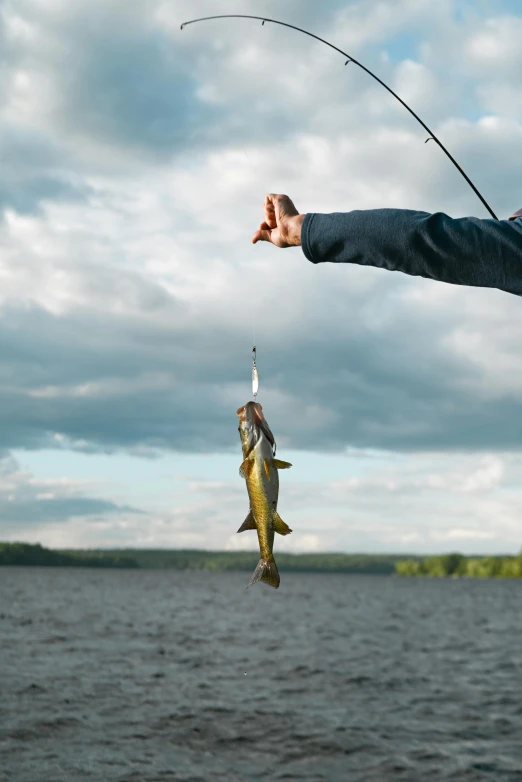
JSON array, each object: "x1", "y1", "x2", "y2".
[
  {"x1": 247, "y1": 556, "x2": 280, "y2": 589},
  {"x1": 237, "y1": 510, "x2": 257, "y2": 533},
  {"x1": 263, "y1": 459, "x2": 271, "y2": 479},
  {"x1": 239, "y1": 457, "x2": 254, "y2": 479},
  {"x1": 273, "y1": 511, "x2": 292, "y2": 536},
  {"x1": 273, "y1": 459, "x2": 292, "y2": 470}
]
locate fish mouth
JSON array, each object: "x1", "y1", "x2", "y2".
[
  {"x1": 237, "y1": 401, "x2": 276, "y2": 455},
  {"x1": 236, "y1": 404, "x2": 248, "y2": 421}
]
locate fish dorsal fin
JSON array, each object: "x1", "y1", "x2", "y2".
[
  {"x1": 273, "y1": 511, "x2": 292, "y2": 536},
  {"x1": 273, "y1": 459, "x2": 292, "y2": 470},
  {"x1": 237, "y1": 510, "x2": 257, "y2": 533},
  {"x1": 239, "y1": 457, "x2": 254, "y2": 479}
]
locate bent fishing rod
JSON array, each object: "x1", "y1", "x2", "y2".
[{"x1": 181, "y1": 14, "x2": 498, "y2": 220}]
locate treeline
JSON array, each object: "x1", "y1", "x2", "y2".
[
  {"x1": 395, "y1": 552, "x2": 522, "y2": 578},
  {"x1": 83, "y1": 549, "x2": 408, "y2": 574},
  {"x1": 0, "y1": 543, "x2": 139, "y2": 569},
  {"x1": 1, "y1": 543, "x2": 409, "y2": 573},
  {"x1": 6, "y1": 544, "x2": 521, "y2": 578}
]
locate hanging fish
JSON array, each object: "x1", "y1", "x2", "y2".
[{"x1": 236, "y1": 401, "x2": 292, "y2": 589}]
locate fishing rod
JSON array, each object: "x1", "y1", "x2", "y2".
[{"x1": 181, "y1": 14, "x2": 498, "y2": 220}]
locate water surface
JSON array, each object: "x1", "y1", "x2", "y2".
[{"x1": 1, "y1": 568, "x2": 522, "y2": 781}]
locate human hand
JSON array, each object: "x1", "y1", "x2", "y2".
[{"x1": 252, "y1": 194, "x2": 304, "y2": 248}]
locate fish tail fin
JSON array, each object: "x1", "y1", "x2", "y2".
[{"x1": 248, "y1": 555, "x2": 280, "y2": 589}]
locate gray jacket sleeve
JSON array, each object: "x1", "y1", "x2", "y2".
[{"x1": 301, "y1": 209, "x2": 522, "y2": 296}]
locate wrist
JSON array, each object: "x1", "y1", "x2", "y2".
[{"x1": 287, "y1": 214, "x2": 305, "y2": 246}]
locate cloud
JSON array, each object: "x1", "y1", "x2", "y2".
[
  {"x1": 0, "y1": 0, "x2": 521, "y2": 551},
  {"x1": 74, "y1": 448, "x2": 518, "y2": 555},
  {"x1": 466, "y1": 15, "x2": 522, "y2": 73},
  {"x1": 12, "y1": 446, "x2": 518, "y2": 554},
  {"x1": 0, "y1": 126, "x2": 521, "y2": 454},
  {"x1": 0, "y1": 454, "x2": 143, "y2": 535}
]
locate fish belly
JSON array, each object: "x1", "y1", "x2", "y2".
[{"x1": 249, "y1": 449, "x2": 275, "y2": 559}]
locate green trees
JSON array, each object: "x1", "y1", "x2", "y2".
[
  {"x1": 395, "y1": 552, "x2": 522, "y2": 578},
  {"x1": 0, "y1": 544, "x2": 412, "y2": 573},
  {"x1": 4, "y1": 542, "x2": 521, "y2": 578},
  {"x1": 0, "y1": 542, "x2": 139, "y2": 568},
  {"x1": 395, "y1": 560, "x2": 423, "y2": 576},
  {"x1": 85, "y1": 549, "x2": 406, "y2": 573}
]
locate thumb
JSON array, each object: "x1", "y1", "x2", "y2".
[{"x1": 252, "y1": 222, "x2": 273, "y2": 245}]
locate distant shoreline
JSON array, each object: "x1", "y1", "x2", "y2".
[
  {"x1": 0, "y1": 542, "x2": 405, "y2": 573},
  {"x1": 0, "y1": 543, "x2": 139, "y2": 569},
  {"x1": 395, "y1": 552, "x2": 522, "y2": 578},
  {"x1": 1, "y1": 542, "x2": 521, "y2": 577}
]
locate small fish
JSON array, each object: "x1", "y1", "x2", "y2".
[{"x1": 236, "y1": 401, "x2": 292, "y2": 589}]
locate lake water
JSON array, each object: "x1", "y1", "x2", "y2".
[{"x1": 1, "y1": 568, "x2": 522, "y2": 781}]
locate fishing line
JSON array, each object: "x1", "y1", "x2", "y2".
[
  {"x1": 243, "y1": 147, "x2": 260, "y2": 399},
  {"x1": 241, "y1": 149, "x2": 266, "y2": 402},
  {"x1": 242, "y1": 148, "x2": 264, "y2": 189},
  {"x1": 181, "y1": 13, "x2": 498, "y2": 220}
]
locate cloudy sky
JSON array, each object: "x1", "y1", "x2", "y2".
[{"x1": 1, "y1": 0, "x2": 522, "y2": 555}]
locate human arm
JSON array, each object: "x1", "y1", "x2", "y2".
[
  {"x1": 252, "y1": 194, "x2": 522, "y2": 296},
  {"x1": 302, "y1": 209, "x2": 522, "y2": 295}
]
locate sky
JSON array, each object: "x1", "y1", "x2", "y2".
[{"x1": 1, "y1": 0, "x2": 522, "y2": 555}]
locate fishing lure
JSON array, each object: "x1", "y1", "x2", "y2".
[
  {"x1": 181, "y1": 13, "x2": 498, "y2": 220},
  {"x1": 252, "y1": 346, "x2": 259, "y2": 402}
]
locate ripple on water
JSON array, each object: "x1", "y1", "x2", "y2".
[{"x1": 1, "y1": 569, "x2": 522, "y2": 781}]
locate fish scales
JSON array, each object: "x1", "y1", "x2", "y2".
[
  {"x1": 246, "y1": 430, "x2": 276, "y2": 559},
  {"x1": 236, "y1": 401, "x2": 292, "y2": 589}
]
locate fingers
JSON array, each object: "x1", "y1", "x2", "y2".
[
  {"x1": 264, "y1": 195, "x2": 277, "y2": 229},
  {"x1": 252, "y1": 222, "x2": 273, "y2": 245},
  {"x1": 252, "y1": 229, "x2": 272, "y2": 244},
  {"x1": 264, "y1": 194, "x2": 299, "y2": 229},
  {"x1": 268, "y1": 193, "x2": 298, "y2": 215},
  {"x1": 255, "y1": 196, "x2": 300, "y2": 247}
]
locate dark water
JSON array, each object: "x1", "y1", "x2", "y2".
[{"x1": 1, "y1": 568, "x2": 522, "y2": 782}]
